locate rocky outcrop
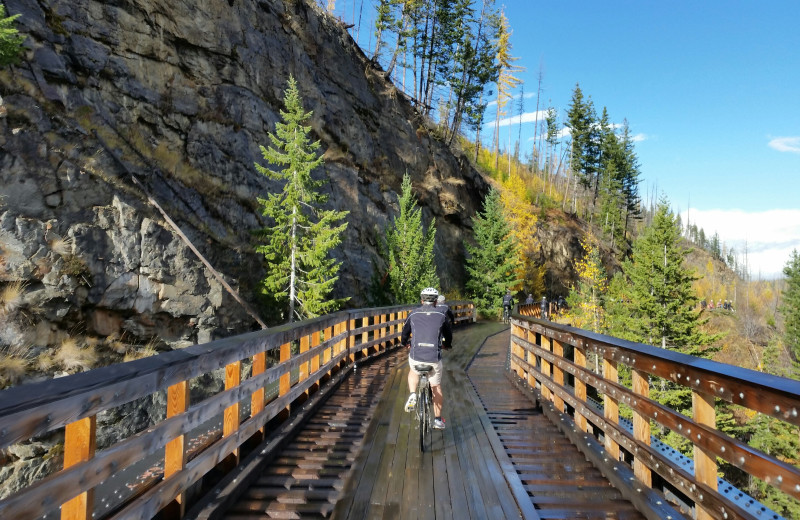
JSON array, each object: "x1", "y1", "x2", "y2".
[{"x1": 0, "y1": 0, "x2": 490, "y2": 356}]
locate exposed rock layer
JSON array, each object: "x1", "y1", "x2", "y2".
[{"x1": 1, "y1": 0, "x2": 490, "y2": 347}]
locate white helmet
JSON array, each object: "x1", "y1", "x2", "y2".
[{"x1": 420, "y1": 287, "x2": 439, "y2": 303}]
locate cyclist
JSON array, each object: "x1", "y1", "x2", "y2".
[
  {"x1": 437, "y1": 294, "x2": 455, "y2": 327},
  {"x1": 502, "y1": 289, "x2": 514, "y2": 321},
  {"x1": 401, "y1": 287, "x2": 452, "y2": 429}
]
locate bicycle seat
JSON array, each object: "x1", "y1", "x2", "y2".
[{"x1": 415, "y1": 365, "x2": 434, "y2": 374}]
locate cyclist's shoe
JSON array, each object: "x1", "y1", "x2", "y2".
[
  {"x1": 433, "y1": 417, "x2": 446, "y2": 430},
  {"x1": 404, "y1": 393, "x2": 417, "y2": 412}
]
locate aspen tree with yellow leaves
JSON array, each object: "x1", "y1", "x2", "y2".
[
  {"x1": 492, "y1": 9, "x2": 523, "y2": 172},
  {"x1": 500, "y1": 173, "x2": 545, "y2": 296},
  {"x1": 564, "y1": 238, "x2": 608, "y2": 333}
]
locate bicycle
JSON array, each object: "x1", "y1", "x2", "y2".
[
  {"x1": 502, "y1": 306, "x2": 510, "y2": 324},
  {"x1": 414, "y1": 365, "x2": 434, "y2": 452}
]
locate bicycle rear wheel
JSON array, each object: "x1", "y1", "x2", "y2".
[
  {"x1": 418, "y1": 384, "x2": 426, "y2": 452},
  {"x1": 421, "y1": 383, "x2": 434, "y2": 452}
]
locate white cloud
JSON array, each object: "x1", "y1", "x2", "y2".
[
  {"x1": 631, "y1": 133, "x2": 647, "y2": 143},
  {"x1": 768, "y1": 136, "x2": 800, "y2": 153},
  {"x1": 488, "y1": 110, "x2": 551, "y2": 128},
  {"x1": 680, "y1": 208, "x2": 800, "y2": 279}
]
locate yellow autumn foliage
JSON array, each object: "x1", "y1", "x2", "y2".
[
  {"x1": 564, "y1": 238, "x2": 608, "y2": 333},
  {"x1": 500, "y1": 173, "x2": 544, "y2": 294}
]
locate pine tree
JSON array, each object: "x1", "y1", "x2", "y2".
[
  {"x1": 0, "y1": 6, "x2": 25, "y2": 67},
  {"x1": 383, "y1": 173, "x2": 439, "y2": 304},
  {"x1": 465, "y1": 188, "x2": 518, "y2": 316},
  {"x1": 615, "y1": 199, "x2": 718, "y2": 453},
  {"x1": 781, "y1": 250, "x2": 800, "y2": 362},
  {"x1": 255, "y1": 76, "x2": 349, "y2": 323}
]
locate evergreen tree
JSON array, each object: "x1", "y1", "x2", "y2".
[
  {"x1": 780, "y1": 249, "x2": 800, "y2": 369},
  {"x1": 615, "y1": 199, "x2": 718, "y2": 453},
  {"x1": 384, "y1": 173, "x2": 439, "y2": 304},
  {"x1": 0, "y1": 6, "x2": 25, "y2": 67},
  {"x1": 255, "y1": 76, "x2": 349, "y2": 323},
  {"x1": 746, "y1": 410, "x2": 800, "y2": 517},
  {"x1": 465, "y1": 188, "x2": 518, "y2": 315},
  {"x1": 565, "y1": 84, "x2": 599, "y2": 202}
]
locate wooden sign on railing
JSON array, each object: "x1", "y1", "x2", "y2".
[
  {"x1": 0, "y1": 301, "x2": 476, "y2": 520},
  {"x1": 507, "y1": 313, "x2": 800, "y2": 520}
]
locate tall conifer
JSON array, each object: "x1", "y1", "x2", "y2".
[
  {"x1": 465, "y1": 188, "x2": 518, "y2": 315},
  {"x1": 384, "y1": 174, "x2": 439, "y2": 304},
  {"x1": 0, "y1": 6, "x2": 24, "y2": 67},
  {"x1": 780, "y1": 249, "x2": 800, "y2": 371},
  {"x1": 255, "y1": 76, "x2": 349, "y2": 323},
  {"x1": 616, "y1": 199, "x2": 717, "y2": 453}
]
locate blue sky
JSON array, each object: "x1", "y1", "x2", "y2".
[
  {"x1": 338, "y1": 1, "x2": 800, "y2": 278},
  {"x1": 489, "y1": 1, "x2": 800, "y2": 279}
]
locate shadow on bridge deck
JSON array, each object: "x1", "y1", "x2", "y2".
[{"x1": 216, "y1": 323, "x2": 648, "y2": 520}]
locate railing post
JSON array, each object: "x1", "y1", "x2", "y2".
[
  {"x1": 552, "y1": 338, "x2": 565, "y2": 412},
  {"x1": 574, "y1": 343, "x2": 588, "y2": 432},
  {"x1": 164, "y1": 381, "x2": 190, "y2": 518},
  {"x1": 223, "y1": 360, "x2": 241, "y2": 467},
  {"x1": 540, "y1": 334, "x2": 552, "y2": 402},
  {"x1": 379, "y1": 313, "x2": 387, "y2": 352},
  {"x1": 251, "y1": 351, "x2": 267, "y2": 441},
  {"x1": 323, "y1": 325, "x2": 333, "y2": 378},
  {"x1": 509, "y1": 322, "x2": 521, "y2": 378},
  {"x1": 348, "y1": 317, "x2": 356, "y2": 365},
  {"x1": 361, "y1": 316, "x2": 369, "y2": 359},
  {"x1": 310, "y1": 330, "x2": 321, "y2": 393},
  {"x1": 632, "y1": 369, "x2": 652, "y2": 487},
  {"x1": 299, "y1": 334, "x2": 310, "y2": 401},
  {"x1": 693, "y1": 389, "x2": 717, "y2": 520},
  {"x1": 61, "y1": 416, "x2": 96, "y2": 520},
  {"x1": 603, "y1": 355, "x2": 620, "y2": 460},
  {"x1": 279, "y1": 341, "x2": 291, "y2": 420}
]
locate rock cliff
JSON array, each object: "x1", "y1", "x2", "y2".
[{"x1": 0, "y1": 0, "x2": 491, "y2": 353}]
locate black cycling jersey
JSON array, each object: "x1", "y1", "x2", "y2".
[{"x1": 401, "y1": 303, "x2": 452, "y2": 363}]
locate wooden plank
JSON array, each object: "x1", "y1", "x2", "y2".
[
  {"x1": 333, "y1": 355, "x2": 403, "y2": 518},
  {"x1": 368, "y1": 358, "x2": 409, "y2": 510},
  {"x1": 603, "y1": 357, "x2": 620, "y2": 460},
  {"x1": 632, "y1": 368, "x2": 652, "y2": 487},
  {"x1": 163, "y1": 381, "x2": 189, "y2": 518},
  {"x1": 61, "y1": 415, "x2": 96, "y2": 520},
  {"x1": 693, "y1": 389, "x2": 717, "y2": 520}
]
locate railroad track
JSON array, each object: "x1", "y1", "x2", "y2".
[{"x1": 224, "y1": 352, "x2": 401, "y2": 519}]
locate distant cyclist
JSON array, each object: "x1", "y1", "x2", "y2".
[
  {"x1": 402, "y1": 287, "x2": 452, "y2": 430},
  {"x1": 437, "y1": 294, "x2": 455, "y2": 327},
  {"x1": 502, "y1": 289, "x2": 514, "y2": 321}
]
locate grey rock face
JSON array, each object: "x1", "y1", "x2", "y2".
[{"x1": 0, "y1": 0, "x2": 490, "y2": 352}]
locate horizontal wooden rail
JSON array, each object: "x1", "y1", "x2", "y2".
[
  {"x1": 508, "y1": 313, "x2": 800, "y2": 520},
  {"x1": 0, "y1": 301, "x2": 475, "y2": 520}
]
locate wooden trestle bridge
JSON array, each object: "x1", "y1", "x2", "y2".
[{"x1": 1, "y1": 302, "x2": 799, "y2": 520}]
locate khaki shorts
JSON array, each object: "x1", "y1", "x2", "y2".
[{"x1": 409, "y1": 358, "x2": 443, "y2": 386}]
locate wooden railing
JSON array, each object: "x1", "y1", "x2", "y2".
[
  {"x1": 0, "y1": 302, "x2": 476, "y2": 520},
  {"x1": 509, "y1": 310, "x2": 800, "y2": 520}
]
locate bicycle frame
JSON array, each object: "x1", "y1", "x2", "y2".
[{"x1": 417, "y1": 372, "x2": 433, "y2": 452}]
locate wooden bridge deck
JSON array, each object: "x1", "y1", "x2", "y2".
[{"x1": 213, "y1": 323, "x2": 648, "y2": 519}]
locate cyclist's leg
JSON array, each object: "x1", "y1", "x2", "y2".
[
  {"x1": 431, "y1": 383, "x2": 443, "y2": 417},
  {"x1": 426, "y1": 360, "x2": 444, "y2": 419},
  {"x1": 405, "y1": 358, "x2": 422, "y2": 411}
]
